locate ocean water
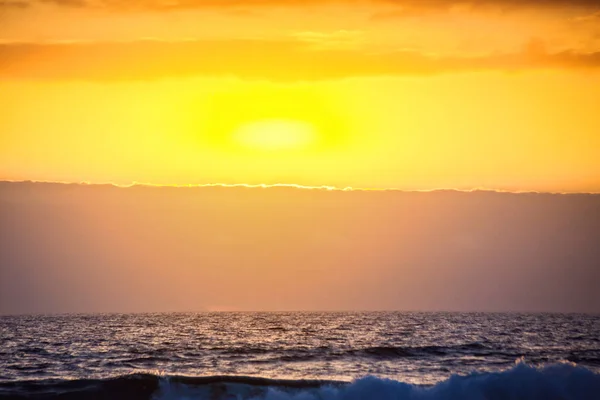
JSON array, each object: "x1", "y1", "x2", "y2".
[{"x1": 0, "y1": 312, "x2": 599, "y2": 399}]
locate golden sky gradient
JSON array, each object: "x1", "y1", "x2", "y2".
[{"x1": 1, "y1": 0, "x2": 599, "y2": 191}]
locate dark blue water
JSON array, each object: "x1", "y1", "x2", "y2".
[{"x1": 1, "y1": 312, "x2": 599, "y2": 399}]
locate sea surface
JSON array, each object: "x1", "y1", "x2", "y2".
[{"x1": 1, "y1": 312, "x2": 599, "y2": 399}]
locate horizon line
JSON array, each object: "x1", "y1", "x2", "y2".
[
  {"x1": 1, "y1": 179, "x2": 599, "y2": 195},
  {"x1": 1, "y1": 309, "x2": 598, "y2": 317}
]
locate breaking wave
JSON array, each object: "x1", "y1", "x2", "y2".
[{"x1": 1, "y1": 362, "x2": 599, "y2": 400}]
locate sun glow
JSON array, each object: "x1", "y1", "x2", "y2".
[{"x1": 232, "y1": 119, "x2": 317, "y2": 151}]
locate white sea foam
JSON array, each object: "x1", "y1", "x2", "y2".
[{"x1": 153, "y1": 362, "x2": 600, "y2": 400}]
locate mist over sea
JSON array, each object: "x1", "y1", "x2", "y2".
[
  {"x1": 2, "y1": 182, "x2": 599, "y2": 315},
  {"x1": 1, "y1": 312, "x2": 599, "y2": 399}
]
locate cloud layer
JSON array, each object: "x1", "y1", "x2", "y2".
[
  {"x1": 4, "y1": 0, "x2": 600, "y2": 11},
  {"x1": 1, "y1": 39, "x2": 599, "y2": 81},
  {"x1": 1, "y1": 182, "x2": 599, "y2": 314}
]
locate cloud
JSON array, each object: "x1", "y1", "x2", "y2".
[
  {"x1": 0, "y1": 0, "x2": 28, "y2": 8},
  {"x1": 5, "y1": 0, "x2": 600, "y2": 12},
  {"x1": 290, "y1": 30, "x2": 365, "y2": 50},
  {"x1": 572, "y1": 10, "x2": 600, "y2": 21},
  {"x1": 1, "y1": 39, "x2": 599, "y2": 81},
  {"x1": 3, "y1": 180, "x2": 599, "y2": 194},
  {"x1": 1, "y1": 181, "x2": 599, "y2": 314}
]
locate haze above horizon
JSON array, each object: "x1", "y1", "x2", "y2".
[{"x1": 1, "y1": 182, "x2": 599, "y2": 314}]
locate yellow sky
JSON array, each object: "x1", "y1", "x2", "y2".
[{"x1": 1, "y1": 0, "x2": 599, "y2": 191}]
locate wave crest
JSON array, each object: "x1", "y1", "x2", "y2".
[
  {"x1": 1, "y1": 362, "x2": 599, "y2": 399},
  {"x1": 153, "y1": 362, "x2": 600, "y2": 400}
]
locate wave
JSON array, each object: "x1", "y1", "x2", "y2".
[
  {"x1": 244, "y1": 342, "x2": 503, "y2": 363},
  {"x1": 0, "y1": 362, "x2": 599, "y2": 400},
  {"x1": 348, "y1": 342, "x2": 493, "y2": 359}
]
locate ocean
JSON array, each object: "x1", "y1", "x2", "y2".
[{"x1": 1, "y1": 312, "x2": 599, "y2": 399}]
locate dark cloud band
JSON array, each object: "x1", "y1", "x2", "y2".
[
  {"x1": 1, "y1": 39, "x2": 599, "y2": 81},
  {"x1": 4, "y1": 0, "x2": 600, "y2": 11}
]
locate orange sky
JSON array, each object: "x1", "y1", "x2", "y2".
[{"x1": 1, "y1": 0, "x2": 600, "y2": 191}]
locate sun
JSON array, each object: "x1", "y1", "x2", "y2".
[
  {"x1": 232, "y1": 119, "x2": 317, "y2": 151},
  {"x1": 188, "y1": 85, "x2": 349, "y2": 156}
]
